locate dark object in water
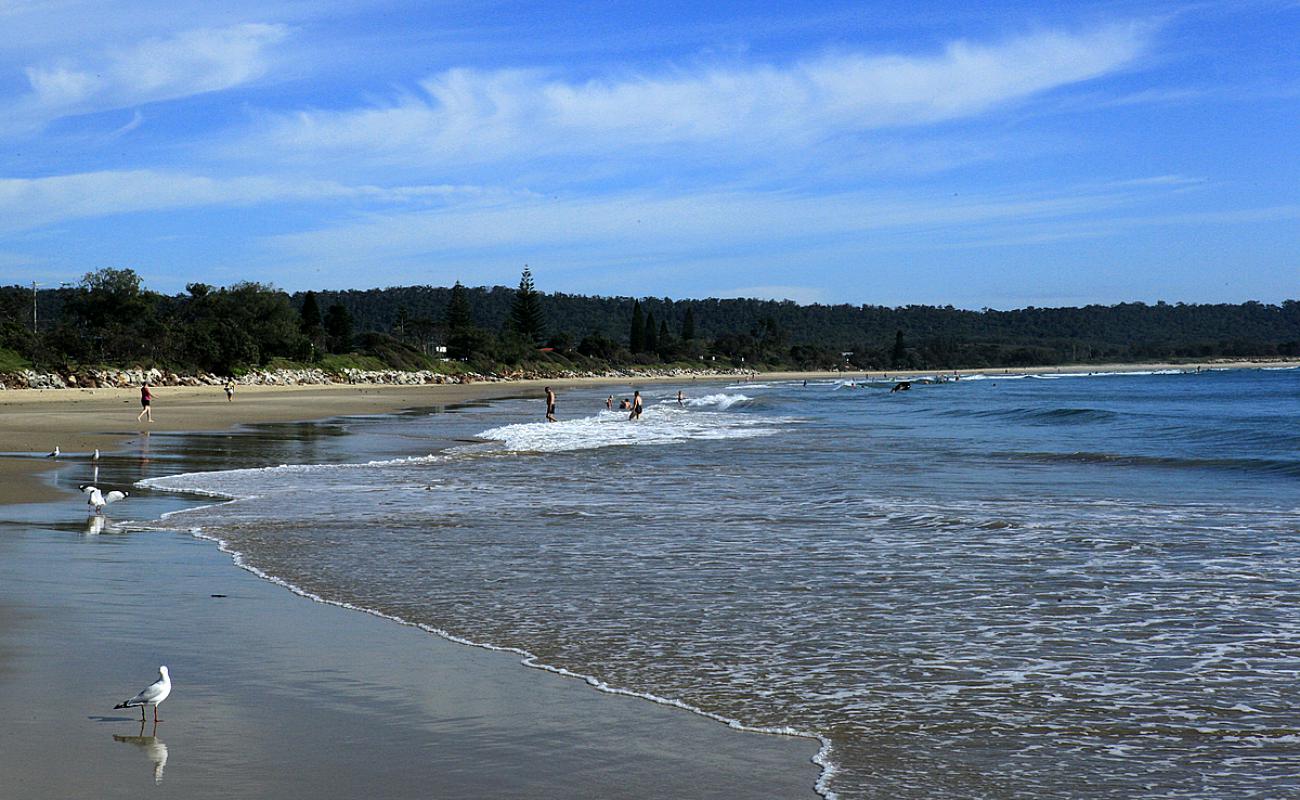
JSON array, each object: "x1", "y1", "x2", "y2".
[
  {"x1": 210, "y1": 594, "x2": 227, "y2": 598},
  {"x1": 890, "y1": 381, "x2": 912, "y2": 393}
]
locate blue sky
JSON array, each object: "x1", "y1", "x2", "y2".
[{"x1": 1, "y1": 0, "x2": 1295, "y2": 308}]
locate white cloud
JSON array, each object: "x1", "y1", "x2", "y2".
[
  {"x1": 0, "y1": 169, "x2": 494, "y2": 233},
  {"x1": 8, "y1": 23, "x2": 288, "y2": 133},
  {"x1": 259, "y1": 183, "x2": 1147, "y2": 273},
  {"x1": 255, "y1": 24, "x2": 1150, "y2": 167}
]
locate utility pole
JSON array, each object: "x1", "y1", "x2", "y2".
[{"x1": 31, "y1": 281, "x2": 40, "y2": 333}]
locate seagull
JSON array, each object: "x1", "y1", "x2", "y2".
[
  {"x1": 79, "y1": 484, "x2": 128, "y2": 513},
  {"x1": 92, "y1": 449, "x2": 100, "y2": 461},
  {"x1": 46, "y1": 446, "x2": 59, "y2": 458},
  {"x1": 114, "y1": 666, "x2": 171, "y2": 723}
]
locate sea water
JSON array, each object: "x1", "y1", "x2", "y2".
[{"x1": 140, "y1": 368, "x2": 1300, "y2": 799}]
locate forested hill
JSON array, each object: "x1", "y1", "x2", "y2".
[
  {"x1": 303, "y1": 284, "x2": 1300, "y2": 365},
  {"x1": 1, "y1": 271, "x2": 1297, "y2": 375}
]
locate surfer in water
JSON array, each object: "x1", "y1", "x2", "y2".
[
  {"x1": 629, "y1": 390, "x2": 643, "y2": 421},
  {"x1": 545, "y1": 386, "x2": 557, "y2": 422},
  {"x1": 676, "y1": 390, "x2": 684, "y2": 406}
]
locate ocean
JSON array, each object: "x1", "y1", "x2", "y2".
[{"x1": 138, "y1": 367, "x2": 1300, "y2": 799}]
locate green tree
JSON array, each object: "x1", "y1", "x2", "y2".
[
  {"x1": 629, "y1": 301, "x2": 645, "y2": 352},
  {"x1": 681, "y1": 305, "x2": 696, "y2": 340},
  {"x1": 507, "y1": 266, "x2": 547, "y2": 345},
  {"x1": 644, "y1": 311, "x2": 658, "y2": 353},
  {"x1": 324, "y1": 303, "x2": 353, "y2": 353},
  {"x1": 891, "y1": 329, "x2": 907, "y2": 367},
  {"x1": 300, "y1": 291, "x2": 323, "y2": 338},
  {"x1": 65, "y1": 267, "x2": 157, "y2": 363},
  {"x1": 444, "y1": 280, "x2": 475, "y2": 360},
  {"x1": 445, "y1": 281, "x2": 472, "y2": 332}
]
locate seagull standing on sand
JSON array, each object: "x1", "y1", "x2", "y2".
[
  {"x1": 114, "y1": 666, "x2": 171, "y2": 723},
  {"x1": 79, "y1": 484, "x2": 128, "y2": 513},
  {"x1": 46, "y1": 446, "x2": 59, "y2": 458},
  {"x1": 92, "y1": 449, "x2": 100, "y2": 461}
]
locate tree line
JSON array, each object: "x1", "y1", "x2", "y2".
[{"x1": 1, "y1": 267, "x2": 1297, "y2": 375}]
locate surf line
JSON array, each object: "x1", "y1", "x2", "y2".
[{"x1": 137, "y1": 478, "x2": 839, "y2": 800}]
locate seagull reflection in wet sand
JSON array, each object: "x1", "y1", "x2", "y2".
[{"x1": 113, "y1": 721, "x2": 168, "y2": 784}]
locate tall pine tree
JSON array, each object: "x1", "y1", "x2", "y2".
[
  {"x1": 445, "y1": 281, "x2": 472, "y2": 332},
  {"x1": 681, "y1": 305, "x2": 696, "y2": 340},
  {"x1": 629, "y1": 301, "x2": 645, "y2": 352},
  {"x1": 299, "y1": 291, "x2": 323, "y2": 338},
  {"x1": 508, "y1": 267, "x2": 547, "y2": 344},
  {"x1": 644, "y1": 311, "x2": 658, "y2": 352},
  {"x1": 444, "y1": 281, "x2": 473, "y2": 359},
  {"x1": 891, "y1": 329, "x2": 907, "y2": 367}
]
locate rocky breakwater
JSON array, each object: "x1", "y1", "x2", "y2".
[
  {"x1": 0, "y1": 367, "x2": 485, "y2": 390},
  {"x1": 2, "y1": 365, "x2": 747, "y2": 390}
]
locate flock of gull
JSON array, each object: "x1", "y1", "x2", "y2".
[{"x1": 44, "y1": 444, "x2": 173, "y2": 756}]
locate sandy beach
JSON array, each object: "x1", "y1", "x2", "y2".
[{"x1": 0, "y1": 381, "x2": 824, "y2": 799}]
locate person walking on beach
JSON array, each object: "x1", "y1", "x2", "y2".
[
  {"x1": 629, "y1": 390, "x2": 643, "y2": 421},
  {"x1": 545, "y1": 386, "x2": 557, "y2": 423},
  {"x1": 137, "y1": 383, "x2": 153, "y2": 423},
  {"x1": 224, "y1": 380, "x2": 235, "y2": 402}
]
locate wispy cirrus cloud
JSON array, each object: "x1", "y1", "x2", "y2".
[
  {"x1": 259, "y1": 178, "x2": 1175, "y2": 273},
  {"x1": 252, "y1": 24, "x2": 1151, "y2": 169},
  {"x1": 6, "y1": 23, "x2": 289, "y2": 134},
  {"x1": 0, "y1": 169, "x2": 498, "y2": 233}
]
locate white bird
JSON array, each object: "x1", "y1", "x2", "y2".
[
  {"x1": 114, "y1": 666, "x2": 171, "y2": 723},
  {"x1": 79, "y1": 484, "x2": 128, "y2": 513},
  {"x1": 92, "y1": 449, "x2": 100, "y2": 461},
  {"x1": 46, "y1": 446, "x2": 59, "y2": 458}
]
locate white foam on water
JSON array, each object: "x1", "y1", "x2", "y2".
[
  {"x1": 126, "y1": 480, "x2": 839, "y2": 799},
  {"x1": 469, "y1": 405, "x2": 783, "y2": 454},
  {"x1": 677, "y1": 392, "x2": 752, "y2": 409},
  {"x1": 139, "y1": 454, "x2": 447, "y2": 499}
]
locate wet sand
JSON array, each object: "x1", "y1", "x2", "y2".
[{"x1": 0, "y1": 446, "x2": 822, "y2": 798}]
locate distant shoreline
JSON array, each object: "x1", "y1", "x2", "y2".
[{"x1": 1, "y1": 358, "x2": 1295, "y2": 503}]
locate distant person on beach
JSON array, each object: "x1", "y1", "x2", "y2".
[
  {"x1": 629, "y1": 391, "x2": 643, "y2": 421},
  {"x1": 545, "y1": 387, "x2": 557, "y2": 422},
  {"x1": 676, "y1": 390, "x2": 684, "y2": 406},
  {"x1": 137, "y1": 383, "x2": 153, "y2": 422},
  {"x1": 224, "y1": 381, "x2": 235, "y2": 402}
]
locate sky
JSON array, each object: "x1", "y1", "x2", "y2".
[{"x1": 0, "y1": 0, "x2": 1296, "y2": 308}]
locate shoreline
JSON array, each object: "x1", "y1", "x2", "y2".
[
  {"x1": 2, "y1": 359, "x2": 1294, "y2": 503},
  {"x1": 0, "y1": 389, "x2": 823, "y2": 799}
]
